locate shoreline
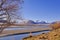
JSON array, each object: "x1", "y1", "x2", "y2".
[{"x1": 0, "y1": 27, "x2": 52, "y2": 37}]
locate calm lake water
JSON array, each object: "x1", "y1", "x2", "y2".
[{"x1": 0, "y1": 25, "x2": 50, "y2": 40}]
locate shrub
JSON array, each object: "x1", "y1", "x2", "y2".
[{"x1": 50, "y1": 22, "x2": 60, "y2": 29}]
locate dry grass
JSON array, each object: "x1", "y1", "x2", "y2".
[
  {"x1": 23, "y1": 21, "x2": 60, "y2": 40},
  {"x1": 50, "y1": 22, "x2": 60, "y2": 29},
  {"x1": 23, "y1": 28, "x2": 60, "y2": 40}
]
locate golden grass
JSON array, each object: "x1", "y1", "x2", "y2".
[
  {"x1": 50, "y1": 22, "x2": 60, "y2": 29},
  {"x1": 23, "y1": 28, "x2": 60, "y2": 40}
]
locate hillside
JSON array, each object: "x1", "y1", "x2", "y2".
[{"x1": 23, "y1": 28, "x2": 60, "y2": 40}]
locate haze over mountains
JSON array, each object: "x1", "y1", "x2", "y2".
[
  {"x1": 18, "y1": 20, "x2": 49, "y2": 24},
  {"x1": 0, "y1": 13, "x2": 59, "y2": 24}
]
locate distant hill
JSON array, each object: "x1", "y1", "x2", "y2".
[
  {"x1": 26, "y1": 20, "x2": 36, "y2": 24},
  {"x1": 18, "y1": 20, "x2": 49, "y2": 24},
  {"x1": 26, "y1": 20, "x2": 49, "y2": 24},
  {"x1": 51, "y1": 21, "x2": 60, "y2": 24},
  {"x1": 35, "y1": 21, "x2": 49, "y2": 24}
]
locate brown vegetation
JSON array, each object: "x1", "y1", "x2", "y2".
[
  {"x1": 50, "y1": 22, "x2": 60, "y2": 29},
  {"x1": 23, "y1": 21, "x2": 60, "y2": 40},
  {"x1": 23, "y1": 28, "x2": 60, "y2": 40}
]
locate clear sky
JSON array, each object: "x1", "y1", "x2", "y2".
[{"x1": 22, "y1": 0, "x2": 60, "y2": 22}]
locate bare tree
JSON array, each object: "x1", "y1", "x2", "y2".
[{"x1": 0, "y1": 0, "x2": 23, "y2": 33}]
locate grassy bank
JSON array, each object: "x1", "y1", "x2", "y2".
[{"x1": 23, "y1": 28, "x2": 60, "y2": 40}]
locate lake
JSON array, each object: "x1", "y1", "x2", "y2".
[{"x1": 0, "y1": 25, "x2": 50, "y2": 40}]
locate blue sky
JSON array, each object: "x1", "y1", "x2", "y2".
[{"x1": 22, "y1": 0, "x2": 60, "y2": 22}]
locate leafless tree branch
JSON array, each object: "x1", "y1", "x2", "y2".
[{"x1": 0, "y1": 0, "x2": 23, "y2": 33}]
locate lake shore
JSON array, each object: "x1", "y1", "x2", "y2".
[
  {"x1": 0, "y1": 27, "x2": 52, "y2": 37},
  {"x1": 23, "y1": 28, "x2": 60, "y2": 40}
]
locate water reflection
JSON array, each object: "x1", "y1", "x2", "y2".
[{"x1": 0, "y1": 31, "x2": 49, "y2": 40}]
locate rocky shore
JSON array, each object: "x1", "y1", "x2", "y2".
[{"x1": 23, "y1": 28, "x2": 60, "y2": 40}]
